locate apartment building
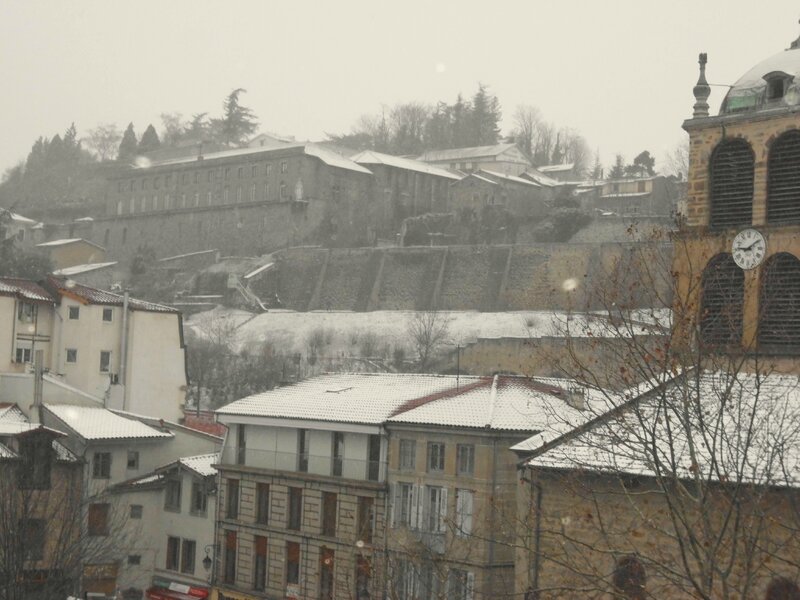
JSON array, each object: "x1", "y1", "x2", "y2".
[{"x1": 0, "y1": 276, "x2": 187, "y2": 422}]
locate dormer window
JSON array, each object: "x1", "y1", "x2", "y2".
[{"x1": 763, "y1": 71, "x2": 794, "y2": 102}]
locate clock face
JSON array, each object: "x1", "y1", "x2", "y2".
[{"x1": 731, "y1": 228, "x2": 766, "y2": 270}]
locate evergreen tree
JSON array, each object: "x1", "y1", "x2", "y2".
[
  {"x1": 185, "y1": 113, "x2": 210, "y2": 141},
  {"x1": 550, "y1": 133, "x2": 563, "y2": 165},
  {"x1": 470, "y1": 83, "x2": 501, "y2": 145},
  {"x1": 213, "y1": 88, "x2": 258, "y2": 146},
  {"x1": 590, "y1": 149, "x2": 603, "y2": 179},
  {"x1": 137, "y1": 124, "x2": 161, "y2": 154},
  {"x1": 118, "y1": 123, "x2": 138, "y2": 162},
  {"x1": 631, "y1": 150, "x2": 656, "y2": 176},
  {"x1": 608, "y1": 154, "x2": 626, "y2": 179},
  {"x1": 451, "y1": 94, "x2": 472, "y2": 148}
]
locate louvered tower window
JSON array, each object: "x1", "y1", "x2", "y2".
[
  {"x1": 700, "y1": 254, "x2": 744, "y2": 347},
  {"x1": 709, "y1": 139, "x2": 754, "y2": 230},
  {"x1": 759, "y1": 252, "x2": 800, "y2": 352},
  {"x1": 767, "y1": 130, "x2": 800, "y2": 224}
]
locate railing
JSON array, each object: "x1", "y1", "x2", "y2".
[{"x1": 220, "y1": 447, "x2": 386, "y2": 482}]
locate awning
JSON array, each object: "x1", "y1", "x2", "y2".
[{"x1": 146, "y1": 586, "x2": 209, "y2": 600}]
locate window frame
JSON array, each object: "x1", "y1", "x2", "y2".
[
  {"x1": 399, "y1": 439, "x2": 416, "y2": 470},
  {"x1": 427, "y1": 442, "x2": 445, "y2": 473},
  {"x1": 92, "y1": 452, "x2": 111, "y2": 479},
  {"x1": 456, "y1": 443, "x2": 475, "y2": 476}
]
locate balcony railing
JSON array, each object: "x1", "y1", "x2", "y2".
[{"x1": 220, "y1": 447, "x2": 385, "y2": 482}]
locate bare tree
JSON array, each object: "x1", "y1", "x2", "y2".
[
  {"x1": 83, "y1": 124, "x2": 121, "y2": 162},
  {"x1": 407, "y1": 311, "x2": 451, "y2": 372},
  {"x1": 513, "y1": 105, "x2": 542, "y2": 158},
  {"x1": 516, "y1": 235, "x2": 800, "y2": 599}
]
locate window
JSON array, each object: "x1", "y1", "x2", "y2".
[
  {"x1": 394, "y1": 482, "x2": 415, "y2": 528},
  {"x1": 357, "y1": 496, "x2": 374, "y2": 544},
  {"x1": 709, "y1": 138, "x2": 754, "y2": 230},
  {"x1": 286, "y1": 541, "x2": 300, "y2": 585},
  {"x1": 256, "y1": 482, "x2": 270, "y2": 524},
  {"x1": 68, "y1": 306, "x2": 80, "y2": 320},
  {"x1": 768, "y1": 130, "x2": 800, "y2": 224},
  {"x1": 66, "y1": 348, "x2": 78, "y2": 363},
  {"x1": 191, "y1": 479, "x2": 208, "y2": 515},
  {"x1": 759, "y1": 253, "x2": 800, "y2": 351},
  {"x1": 297, "y1": 429, "x2": 310, "y2": 472},
  {"x1": 280, "y1": 161, "x2": 288, "y2": 174},
  {"x1": 17, "y1": 302, "x2": 35, "y2": 322},
  {"x1": 128, "y1": 555, "x2": 141, "y2": 566},
  {"x1": 456, "y1": 444, "x2": 475, "y2": 475},
  {"x1": 322, "y1": 492, "x2": 337, "y2": 537},
  {"x1": 129, "y1": 504, "x2": 143, "y2": 519},
  {"x1": 250, "y1": 183, "x2": 256, "y2": 201},
  {"x1": 165, "y1": 477, "x2": 182, "y2": 511},
  {"x1": 613, "y1": 555, "x2": 646, "y2": 599},
  {"x1": 428, "y1": 442, "x2": 445, "y2": 472},
  {"x1": 223, "y1": 187, "x2": 230, "y2": 203},
  {"x1": 15, "y1": 347, "x2": 31, "y2": 364},
  {"x1": 700, "y1": 254, "x2": 744, "y2": 347},
  {"x1": 236, "y1": 424, "x2": 246, "y2": 465},
  {"x1": 206, "y1": 191, "x2": 212, "y2": 205},
  {"x1": 207, "y1": 171, "x2": 213, "y2": 183},
  {"x1": 367, "y1": 434, "x2": 381, "y2": 481},
  {"x1": 93, "y1": 452, "x2": 111, "y2": 479},
  {"x1": 766, "y1": 577, "x2": 800, "y2": 600},
  {"x1": 447, "y1": 569, "x2": 475, "y2": 600},
  {"x1": 166, "y1": 536, "x2": 180, "y2": 571},
  {"x1": 280, "y1": 182, "x2": 287, "y2": 199},
  {"x1": 99, "y1": 351, "x2": 111, "y2": 373},
  {"x1": 399, "y1": 439, "x2": 416, "y2": 470},
  {"x1": 252, "y1": 165, "x2": 258, "y2": 177},
  {"x1": 88, "y1": 503, "x2": 110, "y2": 536},
  {"x1": 332, "y1": 432, "x2": 344, "y2": 476},
  {"x1": 425, "y1": 486, "x2": 447, "y2": 533},
  {"x1": 237, "y1": 167, "x2": 244, "y2": 179},
  {"x1": 181, "y1": 539, "x2": 196, "y2": 574},
  {"x1": 288, "y1": 487, "x2": 302, "y2": 530},
  {"x1": 227, "y1": 479, "x2": 239, "y2": 519},
  {"x1": 127, "y1": 451, "x2": 139, "y2": 470},
  {"x1": 224, "y1": 530, "x2": 237, "y2": 584},
  {"x1": 637, "y1": 180, "x2": 647, "y2": 193},
  {"x1": 21, "y1": 519, "x2": 45, "y2": 561},
  {"x1": 355, "y1": 555, "x2": 371, "y2": 600},
  {"x1": 236, "y1": 186, "x2": 242, "y2": 203},
  {"x1": 224, "y1": 167, "x2": 231, "y2": 180},
  {"x1": 154, "y1": 176, "x2": 160, "y2": 190},
  {"x1": 319, "y1": 547, "x2": 334, "y2": 600},
  {"x1": 122, "y1": 227, "x2": 127, "y2": 244},
  {"x1": 265, "y1": 164, "x2": 272, "y2": 177},
  {"x1": 253, "y1": 535, "x2": 268, "y2": 591},
  {"x1": 18, "y1": 437, "x2": 52, "y2": 489},
  {"x1": 455, "y1": 489, "x2": 474, "y2": 536}
]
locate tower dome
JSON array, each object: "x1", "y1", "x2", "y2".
[{"x1": 721, "y1": 30, "x2": 800, "y2": 114}]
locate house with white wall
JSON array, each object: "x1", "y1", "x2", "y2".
[{"x1": 0, "y1": 276, "x2": 187, "y2": 422}]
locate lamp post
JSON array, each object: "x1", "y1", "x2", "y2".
[{"x1": 202, "y1": 544, "x2": 215, "y2": 582}]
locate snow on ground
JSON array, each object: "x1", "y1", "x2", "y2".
[{"x1": 184, "y1": 308, "x2": 658, "y2": 356}]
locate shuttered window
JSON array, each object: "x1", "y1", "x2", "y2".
[
  {"x1": 768, "y1": 130, "x2": 800, "y2": 224},
  {"x1": 709, "y1": 139, "x2": 754, "y2": 230},
  {"x1": 700, "y1": 254, "x2": 744, "y2": 347},
  {"x1": 759, "y1": 252, "x2": 800, "y2": 352}
]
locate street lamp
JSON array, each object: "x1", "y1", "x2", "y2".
[{"x1": 202, "y1": 544, "x2": 214, "y2": 572}]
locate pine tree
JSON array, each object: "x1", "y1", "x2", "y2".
[
  {"x1": 118, "y1": 123, "x2": 138, "y2": 162},
  {"x1": 632, "y1": 150, "x2": 656, "y2": 177},
  {"x1": 214, "y1": 88, "x2": 258, "y2": 146},
  {"x1": 451, "y1": 94, "x2": 472, "y2": 148},
  {"x1": 137, "y1": 124, "x2": 161, "y2": 154},
  {"x1": 608, "y1": 154, "x2": 626, "y2": 179},
  {"x1": 470, "y1": 83, "x2": 501, "y2": 146}
]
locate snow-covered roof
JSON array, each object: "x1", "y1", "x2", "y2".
[
  {"x1": 0, "y1": 278, "x2": 54, "y2": 303},
  {"x1": 388, "y1": 375, "x2": 595, "y2": 433},
  {"x1": 243, "y1": 262, "x2": 275, "y2": 280},
  {"x1": 46, "y1": 276, "x2": 178, "y2": 313},
  {"x1": 479, "y1": 169, "x2": 540, "y2": 187},
  {"x1": 539, "y1": 163, "x2": 575, "y2": 173},
  {"x1": 520, "y1": 170, "x2": 561, "y2": 187},
  {"x1": 216, "y1": 373, "x2": 474, "y2": 425},
  {"x1": 351, "y1": 150, "x2": 461, "y2": 180},
  {"x1": 0, "y1": 404, "x2": 27, "y2": 422},
  {"x1": 53, "y1": 262, "x2": 118, "y2": 277},
  {"x1": 177, "y1": 452, "x2": 219, "y2": 477},
  {"x1": 9, "y1": 212, "x2": 37, "y2": 224},
  {"x1": 36, "y1": 238, "x2": 104, "y2": 250},
  {"x1": 418, "y1": 143, "x2": 522, "y2": 163},
  {"x1": 128, "y1": 143, "x2": 373, "y2": 175},
  {"x1": 45, "y1": 405, "x2": 173, "y2": 442},
  {"x1": 600, "y1": 192, "x2": 650, "y2": 199},
  {"x1": 524, "y1": 371, "x2": 800, "y2": 487},
  {"x1": 0, "y1": 422, "x2": 64, "y2": 437}
]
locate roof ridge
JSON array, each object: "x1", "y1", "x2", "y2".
[
  {"x1": 485, "y1": 374, "x2": 499, "y2": 428},
  {"x1": 389, "y1": 377, "x2": 492, "y2": 418}
]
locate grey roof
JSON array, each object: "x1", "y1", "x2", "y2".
[
  {"x1": 418, "y1": 143, "x2": 521, "y2": 163},
  {"x1": 479, "y1": 169, "x2": 540, "y2": 187},
  {"x1": 722, "y1": 46, "x2": 800, "y2": 113},
  {"x1": 53, "y1": 262, "x2": 118, "y2": 277}
]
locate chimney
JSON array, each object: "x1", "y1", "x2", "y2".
[
  {"x1": 693, "y1": 53, "x2": 711, "y2": 118},
  {"x1": 565, "y1": 387, "x2": 585, "y2": 411},
  {"x1": 197, "y1": 142, "x2": 204, "y2": 161}
]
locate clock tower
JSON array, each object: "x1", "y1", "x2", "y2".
[{"x1": 677, "y1": 27, "x2": 800, "y2": 368}]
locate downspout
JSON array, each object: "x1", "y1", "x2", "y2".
[
  {"x1": 10, "y1": 299, "x2": 17, "y2": 361},
  {"x1": 487, "y1": 438, "x2": 499, "y2": 589},
  {"x1": 531, "y1": 479, "x2": 543, "y2": 597},
  {"x1": 119, "y1": 290, "x2": 129, "y2": 411}
]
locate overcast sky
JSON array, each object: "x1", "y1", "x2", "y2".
[{"x1": 1, "y1": 1, "x2": 798, "y2": 174}]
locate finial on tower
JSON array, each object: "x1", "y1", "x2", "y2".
[{"x1": 693, "y1": 53, "x2": 711, "y2": 118}]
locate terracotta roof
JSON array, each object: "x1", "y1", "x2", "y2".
[
  {"x1": 0, "y1": 278, "x2": 54, "y2": 303},
  {"x1": 45, "y1": 276, "x2": 178, "y2": 313}
]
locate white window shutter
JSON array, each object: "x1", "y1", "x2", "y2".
[
  {"x1": 411, "y1": 484, "x2": 421, "y2": 530},
  {"x1": 438, "y1": 487, "x2": 448, "y2": 533},
  {"x1": 462, "y1": 490, "x2": 473, "y2": 535},
  {"x1": 466, "y1": 571, "x2": 475, "y2": 600}
]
